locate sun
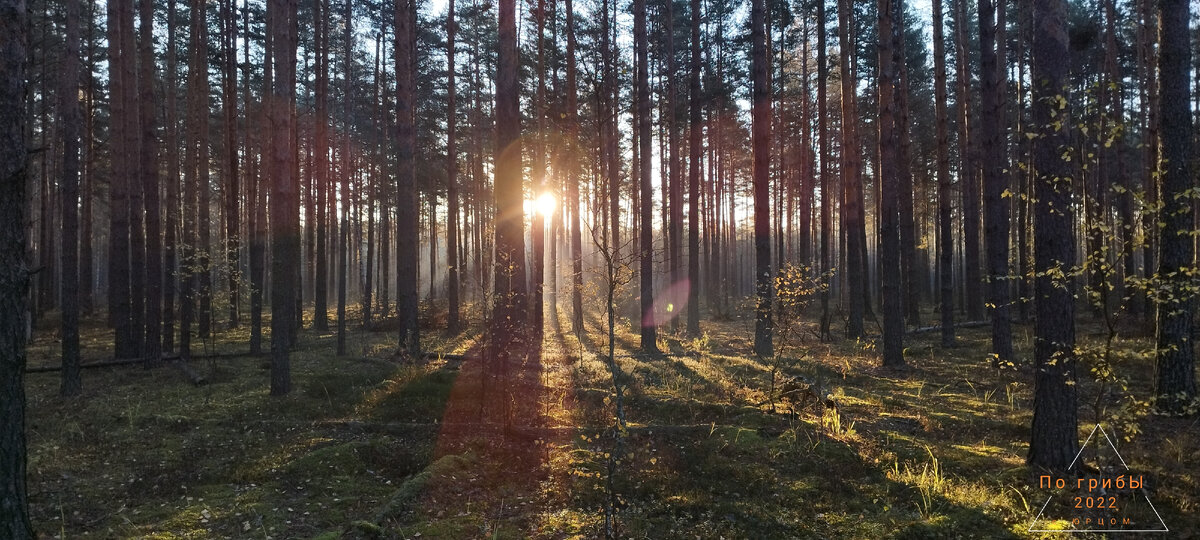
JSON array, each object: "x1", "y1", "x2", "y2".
[{"x1": 535, "y1": 192, "x2": 557, "y2": 217}]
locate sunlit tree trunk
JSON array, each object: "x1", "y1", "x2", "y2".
[
  {"x1": 1153, "y1": 0, "x2": 1196, "y2": 412},
  {"x1": 876, "y1": 0, "x2": 903, "y2": 367}
]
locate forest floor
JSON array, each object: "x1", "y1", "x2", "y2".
[{"x1": 21, "y1": 302, "x2": 1200, "y2": 539}]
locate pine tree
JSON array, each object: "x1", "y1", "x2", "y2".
[{"x1": 1027, "y1": 0, "x2": 1077, "y2": 471}]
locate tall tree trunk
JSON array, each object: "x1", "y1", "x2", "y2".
[
  {"x1": 1153, "y1": 0, "x2": 1196, "y2": 411},
  {"x1": 751, "y1": 0, "x2": 772, "y2": 358},
  {"x1": 685, "y1": 0, "x2": 701, "y2": 337},
  {"x1": 395, "y1": 0, "x2": 420, "y2": 354},
  {"x1": 933, "y1": 0, "x2": 954, "y2": 347},
  {"x1": 446, "y1": 0, "x2": 460, "y2": 332},
  {"x1": 1138, "y1": 0, "x2": 1158, "y2": 327},
  {"x1": 60, "y1": 0, "x2": 83, "y2": 395},
  {"x1": 337, "y1": 0, "x2": 352, "y2": 355},
  {"x1": 314, "y1": 0, "x2": 329, "y2": 330},
  {"x1": 0, "y1": 0, "x2": 33, "y2": 531},
  {"x1": 876, "y1": 0, "x2": 903, "y2": 367},
  {"x1": 195, "y1": 0, "x2": 212, "y2": 340},
  {"x1": 138, "y1": 0, "x2": 161, "y2": 364},
  {"x1": 267, "y1": 0, "x2": 298, "y2": 395},
  {"x1": 249, "y1": 0, "x2": 270, "y2": 355},
  {"x1": 221, "y1": 0, "x2": 239, "y2": 328},
  {"x1": 491, "y1": 0, "x2": 526, "y2": 406},
  {"x1": 1105, "y1": 0, "x2": 1133, "y2": 315},
  {"x1": 894, "y1": 1, "x2": 918, "y2": 327},
  {"x1": 635, "y1": 0, "x2": 656, "y2": 352},
  {"x1": 817, "y1": 0, "x2": 832, "y2": 340},
  {"x1": 979, "y1": 0, "x2": 1012, "y2": 364},
  {"x1": 81, "y1": 0, "x2": 96, "y2": 316},
  {"x1": 163, "y1": 0, "x2": 179, "y2": 353},
  {"x1": 953, "y1": 0, "x2": 983, "y2": 321},
  {"x1": 108, "y1": 0, "x2": 137, "y2": 358},
  {"x1": 1028, "y1": 0, "x2": 1077, "y2": 471},
  {"x1": 565, "y1": 0, "x2": 583, "y2": 335},
  {"x1": 838, "y1": 0, "x2": 864, "y2": 339}
]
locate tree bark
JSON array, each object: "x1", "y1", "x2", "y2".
[
  {"x1": 60, "y1": 0, "x2": 83, "y2": 396},
  {"x1": 876, "y1": 0, "x2": 903, "y2": 367},
  {"x1": 1153, "y1": 0, "x2": 1196, "y2": 412},
  {"x1": 838, "y1": 0, "x2": 864, "y2": 339},
  {"x1": 1028, "y1": 0, "x2": 1078, "y2": 471},
  {"x1": 933, "y1": 0, "x2": 955, "y2": 347},
  {"x1": 685, "y1": 0, "x2": 701, "y2": 337},
  {"x1": 446, "y1": 0, "x2": 460, "y2": 332},
  {"x1": 751, "y1": 0, "x2": 772, "y2": 358},
  {"x1": 0, "y1": 0, "x2": 33, "y2": 530},
  {"x1": 396, "y1": 0, "x2": 420, "y2": 354},
  {"x1": 953, "y1": 0, "x2": 983, "y2": 321},
  {"x1": 138, "y1": 0, "x2": 161, "y2": 365},
  {"x1": 267, "y1": 0, "x2": 298, "y2": 395},
  {"x1": 979, "y1": 0, "x2": 1012, "y2": 364}
]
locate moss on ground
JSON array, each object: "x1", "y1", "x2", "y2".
[{"x1": 21, "y1": 305, "x2": 1199, "y2": 538}]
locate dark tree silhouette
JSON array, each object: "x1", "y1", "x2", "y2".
[{"x1": 1027, "y1": 0, "x2": 1078, "y2": 471}]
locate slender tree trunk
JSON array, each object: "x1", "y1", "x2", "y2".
[
  {"x1": 685, "y1": 0, "x2": 701, "y2": 337},
  {"x1": 195, "y1": 0, "x2": 212, "y2": 340},
  {"x1": 249, "y1": 0, "x2": 270, "y2": 355},
  {"x1": 1028, "y1": 0, "x2": 1077, "y2": 471},
  {"x1": 314, "y1": 0, "x2": 329, "y2": 330},
  {"x1": 267, "y1": 0, "x2": 298, "y2": 395},
  {"x1": 979, "y1": 0, "x2": 1012, "y2": 364},
  {"x1": 817, "y1": 0, "x2": 832, "y2": 340},
  {"x1": 1138, "y1": 0, "x2": 1158, "y2": 327},
  {"x1": 221, "y1": 0, "x2": 240, "y2": 328},
  {"x1": 565, "y1": 0, "x2": 584, "y2": 335},
  {"x1": 953, "y1": 0, "x2": 983, "y2": 321},
  {"x1": 1153, "y1": 0, "x2": 1196, "y2": 411},
  {"x1": 337, "y1": 0, "x2": 352, "y2": 355},
  {"x1": 163, "y1": 0, "x2": 179, "y2": 353},
  {"x1": 446, "y1": 0, "x2": 460, "y2": 332},
  {"x1": 395, "y1": 0, "x2": 420, "y2": 354},
  {"x1": 838, "y1": 0, "x2": 864, "y2": 339},
  {"x1": 876, "y1": 0, "x2": 903, "y2": 367},
  {"x1": 751, "y1": 0, "x2": 773, "y2": 358},
  {"x1": 894, "y1": 1, "x2": 918, "y2": 327},
  {"x1": 60, "y1": 0, "x2": 83, "y2": 395},
  {"x1": 635, "y1": 0, "x2": 656, "y2": 352},
  {"x1": 81, "y1": 1, "x2": 96, "y2": 316},
  {"x1": 138, "y1": 0, "x2": 161, "y2": 364},
  {"x1": 108, "y1": 0, "x2": 137, "y2": 358},
  {"x1": 933, "y1": 0, "x2": 954, "y2": 347}
]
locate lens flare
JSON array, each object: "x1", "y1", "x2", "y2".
[{"x1": 535, "y1": 192, "x2": 557, "y2": 217}]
